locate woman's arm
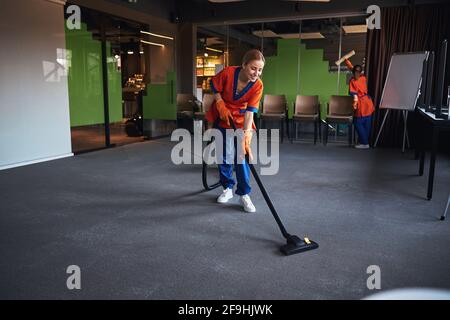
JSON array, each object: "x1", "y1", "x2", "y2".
[
  {"x1": 344, "y1": 59, "x2": 354, "y2": 70},
  {"x1": 244, "y1": 111, "x2": 254, "y2": 131},
  {"x1": 214, "y1": 93, "x2": 223, "y2": 102}
]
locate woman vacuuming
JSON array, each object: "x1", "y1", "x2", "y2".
[{"x1": 205, "y1": 49, "x2": 264, "y2": 213}]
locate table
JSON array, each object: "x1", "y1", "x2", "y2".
[{"x1": 416, "y1": 107, "x2": 450, "y2": 200}]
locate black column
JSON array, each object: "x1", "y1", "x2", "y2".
[{"x1": 100, "y1": 17, "x2": 111, "y2": 147}]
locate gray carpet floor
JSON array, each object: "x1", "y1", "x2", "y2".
[{"x1": 1, "y1": 137, "x2": 450, "y2": 299}]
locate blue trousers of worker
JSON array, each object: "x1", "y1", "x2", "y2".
[
  {"x1": 217, "y1": 126, "x2": 251, "y2": 196},
  {"x1": 354, "y1": 115, "x2": 372, "y2": 145}
]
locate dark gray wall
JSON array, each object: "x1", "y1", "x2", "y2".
[{"x1": 177, "y1": 23, "x2": 196, "y2": 94}]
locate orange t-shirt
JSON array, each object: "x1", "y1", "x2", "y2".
[
  {"x1": 349, "y1": 75, "x2": 375, "y2": 118},
  {"x1": 205, "y1": 66, "x2": 263, "y2": 129}
]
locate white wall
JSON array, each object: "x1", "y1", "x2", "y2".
[{"x1": 0, "y1": 0, "x2": 73, "y2": 170}]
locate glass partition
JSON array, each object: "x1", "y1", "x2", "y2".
[
  {"x1": 196, "y1": 15, "x2": 367, "y2": 143},
  {"x1": 65, "y1": 8, "x2": 107, "y2": 153},
  {"x1": 65, "y1": 6, "x2": 154, "y2": 153}
]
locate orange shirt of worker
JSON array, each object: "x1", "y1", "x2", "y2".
[
  {"x1": 345, "y1": 59, "x2": 375, "y2": 117},
  {"x1": 205, "y1": 66, "x2": 263, "y2": 129}
]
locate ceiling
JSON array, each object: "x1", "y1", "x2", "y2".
[
  {"x1": 176, "y1": 0, "x2": 448, "y2": 24},
  {"x1": 231, "y1": 15, "x2": 367, "y2": 37}
]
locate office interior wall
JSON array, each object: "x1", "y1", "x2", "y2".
[{"x1": 0, "y1": 0, "x2": 73, "y2": 169}]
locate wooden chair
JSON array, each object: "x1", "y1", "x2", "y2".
[
  {"x1": 324, "y1": 95, "x2": 354, "y2": 146},
  {"x1": 259, "y1": 94, "x2": 289, "y2": 143},
  {"x1": 291, "y1": 95, "x2": 321, "y2": 144}
]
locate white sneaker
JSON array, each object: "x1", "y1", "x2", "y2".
[
  {"x1": 240, "y1": 194, "x2": 256, "y2": 213},
  {"x1": 217, "y1": 188, "x2": 233, "y2": 203},
  {"x1": 355, "y1": 144, "x2": 369, "y2": 149}
]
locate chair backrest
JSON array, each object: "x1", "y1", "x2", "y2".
[
  {"x1": 177, "y1": 93, "x2": 195, "y2": 112},
  {"x1": 328, "y1": 95, "x2": 354, "y2": 116},
  {"x1": 294, "y1": 95, "x2": 319, "y2": 115},
  {"x1": 262, "y1": 95, "x2": 287, "y2": 114},
  {"x1": 202, "y1": 93, "x2": 215, "y2": 113}
]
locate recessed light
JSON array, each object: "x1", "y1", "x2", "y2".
[
  {"x1": 140, "y1": 30, "x2": 174, "y2": 40},
  {"x1": 140, "y1": 40, "x2": 164, "y2": 47},
  {"x1": 279, "y1": 32, "x2": 325, "y2": 39},
  {"x1": 342, "y1": 24, "x2": 368, "y2": 34}
]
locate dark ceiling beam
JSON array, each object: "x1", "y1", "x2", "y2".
[
  {"x1": 198, "y1": 25, "x2": 268, "y2": 48},
  {"x1": 178, "y1": 0, "x2": 448, "y2": 25}
]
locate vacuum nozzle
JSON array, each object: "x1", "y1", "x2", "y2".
[{"x1": 280, "y1": 235, "x2": 319, "y2": 256}]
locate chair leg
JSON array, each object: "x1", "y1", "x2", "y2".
[
  {"x1": 324, "y1": 122, "x2": 328, "y2": 146},
  {"x1": 260, "y1": 118, "x2": 264, "y2": 139},
  {"x1": 348, "y1": 124, "x2": 352, "y2": 147},
  {"x1": 280, "y1": 120, "x2": 284, "y2": 144},
  {"x1": 314, "y1": 121, "x2": 317, "y2": 145},
  {"x1": 318, "y1": 120, "x2": 322, "y2": 143},
  {"x1": 286, "y1": 116, "x2": 290, "y2": 141},
  {"x1": 290, "y1": 120, "x2": 293, "y2": 144}
]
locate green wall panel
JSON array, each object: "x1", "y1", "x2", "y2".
[
  {"x1": 142, "y1": 71, "x2": 177, "y2": 120},
  {"x1": 65, "y1": 22, "x2": 122, "y2": 127},
  {"x1": 262, "y1": 39, "x2": 349, "y2": 119}
]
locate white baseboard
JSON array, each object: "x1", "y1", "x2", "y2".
[{"x1": 0, "y1": 153, "x2": 74, "y2": 171}]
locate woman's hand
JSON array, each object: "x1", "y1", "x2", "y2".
[
  {"x1": 353, "y1": 97, "x2": 358, "y2": 110},
  {"x1": 241, "y1": 111, "x2": 255, "y2": 161},
  {"x1": 242, "y1": 129, "x2": 254, "y2": 161},
  {"x1": 216, "y1": 99, "x2": 231, "y2": 126}
]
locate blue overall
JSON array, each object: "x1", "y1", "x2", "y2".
[
  {"x1": 353, "y1": 114, "x2": 372, "y2": 145},
  {"x1": 217, "y1": 126, "x2": 251, "y2": 196}
]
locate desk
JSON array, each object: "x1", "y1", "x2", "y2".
[{"x1": 416, "y1": 107, "x2": 450, "y2": 200}]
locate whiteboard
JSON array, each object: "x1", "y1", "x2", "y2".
[{"x1": 379, "y1": 52, "x2": 428, "y2": 111}]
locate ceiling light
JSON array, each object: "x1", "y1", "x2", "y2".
[
  {"x1": 342, "y1": 24, "x2": 368, "y2": 34},
  {"x1": 206, "y1": 47, "x2": 223, "y2": 53},
  {"x1": 140, "y1": 30, "x2": 174, "y2": 40},
  {"x1": 279, "y1": 32, "x2": 325, "y2": 39},
  {"x1": 204, "y1": 52, "x2": 209, "y2": 57},
  {"x1": 252, "y1": 30, "x2": 279, "y2": 38},
  {"x1": 206, "y1": 37, "x2": 224, "y2": 45},
  {"x1": 127, "y1": 50, "x2": 134, "y2": 55},
  {"x1": 140, "y1": 40, "x2": 164, "y2": 47}
]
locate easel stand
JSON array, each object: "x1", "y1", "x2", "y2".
[
  {"x1": 441, "y1": 194, "x2": 450, "y2": 221},
  {"x1": 374, "y1": 109, "x2": 410, "y2": 153}
]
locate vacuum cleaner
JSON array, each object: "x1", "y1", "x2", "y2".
[
  {"x1": 201, "y1": 117, "x2": 318, "y2": 256},
  {"x1": 202, "y1": 135, "x2": 222, "y2": 191}
]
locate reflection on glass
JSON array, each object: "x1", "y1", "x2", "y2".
[
  {"x1": 42, "y1": 48, "x2": 70, "y2": 82},
  {"x1": 196, "y1": 26, "x2": 227, "y2": 95},
  {"x1": 65, "y1": 5, "x2": 159, "y2": 152},
  {"x1": 199, "y1": 17, "x2": 366, "y2": 142},
  {"x1": 66, "y1": 19, "x2": 106, "y2": 153}
]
